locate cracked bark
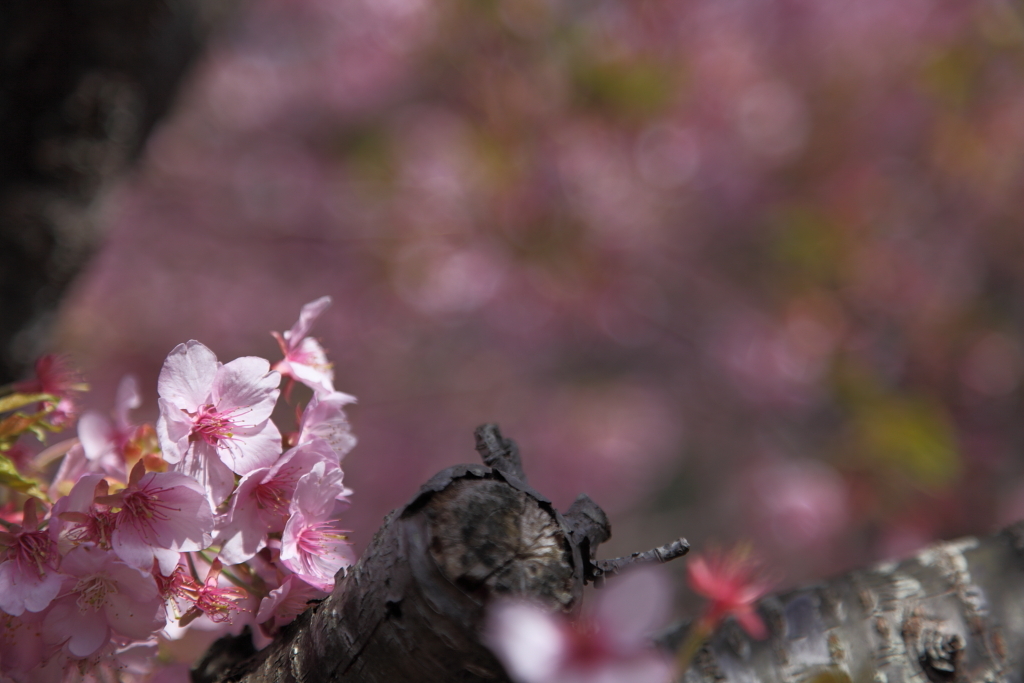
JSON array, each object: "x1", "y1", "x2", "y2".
[{"x1": 195, "y1": 425, "x2": 1024, "y2": 683}]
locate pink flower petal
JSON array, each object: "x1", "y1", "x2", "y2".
[
  {"x1": 156, "y1": 398, "x2": 194, "y2": 465},
  {"x1": 44, "y1": 597, "x2": 110, "y2": 657},
  {"x1": 485, "y1": 601, "x2": 564, "y2": 683},
  {"x1": 217, "y1": 419, "x2": 282, "y2": 474},
  {"x1": 178, "y1": 441, "x2": 237, "y2": 506},
  {"x1": 157, "y1": 341, "x2": 220, "y2": 411},
  {"x1": 593, "y1": 566, "x2": 673, "y2": 652},
  {"x1": 216, "y1": 469, "x2": 272, "y2": 565},
  {"x1": 284, "y1": 296, "x2": 332, "y2": 346},
  {"x1": 212, "y1": 356, "x2": 280, "y2": 421},
  {"x1": 0, "y1": 561, "x2": 64, "y2": 616},
  {"x1": 298, "y1": 391, "x2": 357, "y2": 461},
  {"x1": 113, "y1": 374, "x2": 141, "y2": 429}
]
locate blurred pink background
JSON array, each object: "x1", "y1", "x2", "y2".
[{"x1": 50, "y1": 0, "x2": 1024, "y2": 590}]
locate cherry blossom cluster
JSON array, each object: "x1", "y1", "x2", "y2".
[{"x1": 0, "y1": 297, "x2": 356, "y2": 683}]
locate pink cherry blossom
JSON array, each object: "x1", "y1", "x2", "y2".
[
  {"x1": 272, "y1": 296, "x2": 335, "y2": 395},
  {"x1": 296, "y1": 390, "x2": 357, "y2": 462},
  {"x1": 280, "y1": 462, "x2": 355, "y2": 591},
  {"x1": 156, "y1": 340, "x2": 282, "y2": 505},
  {"x1": 99, "y1": 461, "x2": 214, "y2": 575},
  {"x1": 0, "y1": 499, "x2": 64, "y2": 616},
  {"x1": 686, "y1": 547, "x2": 769, "y2": 639},
  {"x1": 216, "y1": 438, "x2": 338, "y2": 565},
  {"x1": 485, "y1": 567, "x2": 674, "y2": 683},
  {"x1": 42, "y1": 544, "x2": 164, "y2": 658}
]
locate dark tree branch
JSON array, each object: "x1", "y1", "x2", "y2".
[
  {"x1": 474, "y1": 423, "x2": 526, "y2": 482},
  {"x1": 196, "y1": 425, "x2": 1024, "y2": 683},
  {"x1": 196, "y1": 425, "x2": 688, "y2": 683},
  {"x1": 591, "y1": 537, "x2": 690, "y2": 585}
]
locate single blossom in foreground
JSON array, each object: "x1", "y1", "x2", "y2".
[
  {"x1": 280, "y1": 462, "x2": 355, "y2": 591},
  {"x1": 272, "y1": 296, "x2": 335, "y2": 395},
  {"x1": 686, "y1": 546, "x2": 769, "y2": 639},
  {"x1": 0, "y1": 498, "x2": 64, "y2": 616},
  {"x1": 100, "y1": 461, "x2": 215, "y2": 574},
  {"x1": 485, "y1": 566, "x2": 674, "y2": 683},
  {"x1": 42, "y1": 544, "x2": 164, "y2": 658},
  {"x1": 156, "y1": 340, "x2": 282, "y2": 505}
]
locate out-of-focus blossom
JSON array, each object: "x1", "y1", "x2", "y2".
[
  {"x1": 41, "y1": 544, "x2": 164, "y2": 658},
  {"x1": 485, "y1": 566, "x2": 674, "y2": 683},
  {"x1": 13, "y1": 355, "x2": 89, "y2": 426},
  {"x1": 0, "y1": 608, "x2": 49, "y2": 677},
  {"x1": 0, "y1": 499, "x2": 63, "y2": 616},
  {"x1": 744, "y1": 459, "x2": 849, "y2": 552},
  {"x1": 76, "y1": 375, "x2": 142, "y2": 478},
  {"x1": 686, "y1": 547, "x2": 769, "y2": 639},
  {"x1": 272, "y1": 296, "x2": 335, "y2": 395},
  {"x1": 280, "y1": 462, "x2": 355, "y2": 591},
  {"x1": 156, "y1": 340, "x2": 282, "y2": 505}
]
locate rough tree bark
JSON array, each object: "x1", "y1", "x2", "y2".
[{"x1": 195, "y1": 425, "x2": 1024, "y2": 683}]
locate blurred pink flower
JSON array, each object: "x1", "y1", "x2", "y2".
[
  {"x1": 13, "y1": 354, "x2": 88, "y2": 426},
  {"x1": 0, "y1": 498, "x2": 63, "y2": 616},
  {"x1": 41, "y1": 544, "x2": 164, "y2": 657},
  {"x1": 485, "y1": 567, "x2": 674, "y2": 683},
  {"x1": 76, "y1": 375, "x2": 142, "y2": 480},
  {"x1": 686, "y1": 547, "x2": 769, "y2": 639},
  {"x1": 272, "y1": 296, "x2": 335, "y2": 395},
  {"x1": 156, "y1": 340, "x2": 282, "y2": 505}
]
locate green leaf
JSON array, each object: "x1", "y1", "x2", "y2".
[
  {"x1": 0, "y1": 393, "x2": 54, "y2": 414},
  {"x1": 0, "y1": 454, "x2": 47, "y2": 500}
]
